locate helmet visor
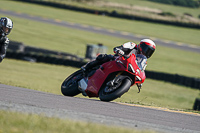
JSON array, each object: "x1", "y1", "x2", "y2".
[
  {"x1": 3, "y1": 26, "x2": 11, "y2": 35},
  {"x1": 140, "y1": 43, "x2": 155, "y2": 58}
]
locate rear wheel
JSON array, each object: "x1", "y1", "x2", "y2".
[
  {"x1": 99, "y1": 78, "x2": 131, "y2": 102},
  {"x1": 61, "y1": 70, "x2": 83, "y2": 96}
]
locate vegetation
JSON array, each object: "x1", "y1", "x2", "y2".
[
  {"x1": 148, "y1": 0, "x2": 200, "y2": 8},
  {"x1": 19, "y1": 0, "x2": 200, "y2": 28},
  {"x1": 1, "y1": 1, "x2": 200, "y2": 46},
  {"x1": 1, "y1": 2, "x2": 200, "y2": 78},
  {"x1": 0, "y1": 110, "x2": 154, "y2": 133},
  {"x1": 0, "y1": 59, "x2": 199, "y2": 110}
]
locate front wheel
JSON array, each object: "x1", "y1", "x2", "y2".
[
  {"x1": 99, "y1": 78, "x2": 131, "y2": 102},
  {"x1": 61, "y1": 70, "x2": 83, "y2": 96}
]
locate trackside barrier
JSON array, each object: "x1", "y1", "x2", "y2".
[
  {"x1": 193, "y1": 98, "x2": 200, "y2": 111},
  {"x1": 6, "y1": 51, "x2": 86, "y2": 68},
  {"x1": 145, "y1": 71, "x2": 200, "y2": 90},
  {"x1": 5, "y1": 51, "x2": 200, "y2": 90},
  {"x1": 13, "y1": 0, "x2": 200, "y2": 29},
  {"x1": 8, "y1": 41, "x2": 83, "y2": 61}
]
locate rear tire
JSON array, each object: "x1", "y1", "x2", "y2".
[
  {"x1": 99, "y1": 78, "x2": 131, "y2": 102},
  {"x1": 61, "y1": 70, "x2": 82, "y2": 96}
]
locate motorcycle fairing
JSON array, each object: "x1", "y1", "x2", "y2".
[
  {"x1": 85, "y1": 54, "x2": 145, "y2": 97},
  {"x1": 85, "y1": 61, "x2": 123, "y2": 97}
]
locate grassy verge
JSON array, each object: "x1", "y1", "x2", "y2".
[
  {"x1": 0, "y1": 110, "x2": 154, "y2": 133},
  {"x1": 39, "y1": 0, "x2": 200, "y2": 29},
  {"x1": 0, "y1": 1, "x2": 200, "y2": 78},
  {"x1": 115, "y1": 79, "x2": 199, "y2": 110},
  {"x1": 0, "y1": 1, "x2": 200, "y2": 46},
  {"x1": 103, "y1": 0, "x2": 200, "y2": 18},
  {"x1": 0, "y1": 15, "x2": 199, "y2": 78},
  {"x1": 0, "y1": 59, "x2": 199, "y2": 110}
]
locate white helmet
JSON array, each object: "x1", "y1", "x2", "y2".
[{"x1": 0, "y1": 17, "x2": 13, "y2": 36}]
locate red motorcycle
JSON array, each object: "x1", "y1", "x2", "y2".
[{"x1": 61, "y1": 53, "x2": 147, "y2": 101}]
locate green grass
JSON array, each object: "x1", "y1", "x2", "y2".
[
  {"x1": 0, "y1": 59, "x2": 199, "y2": 110},
  {"x1": 0, "y1": 13, "x2": 199, "y2": 78},
  {"x1": 0, "y1": 59, "x2": 71, "y2": 94},
  {"x1": 0, "y1": 1, "x2": 199, "y2": 78},
  {"x1": 115, "y1": 79, "x2": 199, "y2": 110},
  {"x1": 0, "y1": 1, "x2": 200, "y2": 46},
  {"x1": 107, "y1": 0, "x2": 200, "y2": 18},
  {"x1": 30, "y1": 0, "x2": 200, "y2": 19},
  {"x1": 0, "y1": 110, "x2": 155, "y2": 133}
]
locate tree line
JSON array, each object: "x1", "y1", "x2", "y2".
[{"x1": 148, "y1": 0, "x2": 200, "y2": 8}]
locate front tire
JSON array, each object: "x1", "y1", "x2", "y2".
[
  {"x1": 99, "y1": 78, "x2": 131, "y2": 102},
  {"x1": 61, "y1": 70, "x2": 82, "y2": 96}
]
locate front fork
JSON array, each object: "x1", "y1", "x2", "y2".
[
  {"x1": 116, "y1": 72, "x2": 142, "y2": 93},
  {"x1": 107, "y1": 71, "x2": 143, "y2": 93},
  {"x1": 136, "y1": 83, "x2": 142, "y2": 93}
]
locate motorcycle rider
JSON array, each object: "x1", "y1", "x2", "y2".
[
  {"x1": 0, "y1": 17, "x2": 13, "y2": 63},
  {"x1": 82, "y1": 39, "x2": 156, "y2": 72}
]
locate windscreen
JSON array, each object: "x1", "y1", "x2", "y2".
[{"x1": 136, "y1": 54, "x2": 147, "y2": 71}]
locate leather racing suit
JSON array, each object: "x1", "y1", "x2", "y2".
[
  {"x1": 0, "y1": 35, "x2": 9, "y2": 63},
  {"x1": 82, "y1": 42, "x2": 138, "y2": 71}
]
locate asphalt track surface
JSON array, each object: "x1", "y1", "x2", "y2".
[
  {"x1": 0, "y1": 9, "x2": 200, "y2": 53},
  {"x1": 0, "y1": 84, "x2": 200, "y2": 133}
]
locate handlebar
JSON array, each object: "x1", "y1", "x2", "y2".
[
  {"x1": 123, "y1": 55, "x2": 129, "y2": 59},
  {"x1": 115, "y1": 52, "x2": 129, "y2": 60}
]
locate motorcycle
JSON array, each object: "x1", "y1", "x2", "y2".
[{"x1": 61, "y1": 53, "x2": 147, "y2": 101}]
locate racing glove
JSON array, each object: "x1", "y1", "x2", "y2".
[{"x1": 115, "y1": 48, "x2": 124, "y2": 56}]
